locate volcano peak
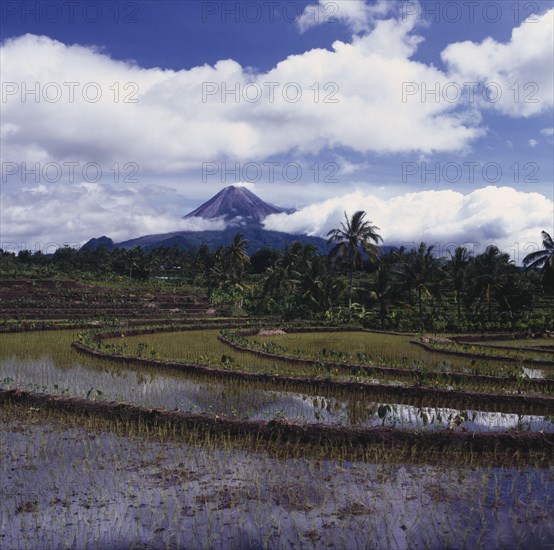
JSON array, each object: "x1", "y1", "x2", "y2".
[{"x1": 183, "y1": 186, "x2": 294, "y2": 223}]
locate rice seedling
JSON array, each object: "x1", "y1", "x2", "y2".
[
  {"x1": 1, "y1": 401, "x2": 553, "y2": 549},
  {"x1": 2, "y1": 318, "x2": 554, "y2": 548}
]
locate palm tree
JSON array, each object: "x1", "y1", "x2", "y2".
[
  {"x1": 208, "y1": 246, "x2": 226, "y2": 288},
  {"x1": 299, "y1": 255, "x2": 343, "y2": 314},
  {"x1": 194, "y1": 244, "x2": 212, "y2": 284},
  {"x1": 469, "y1": 245, "x2": 514, "y2": 321},
  {"x1": 370, "y1": 264, "x2": 398, "y2": 329},
  {"x1": 262, "y1": 242, "x2": 312, "y2": 299},
  {"x1": 224, "y1": 232, "x2": 250, "y2": 284},
  {"x1": 208, "y1": 235, "x2": 250, "y2": 308},
  {"x1": 327, "y1": 211, "x2": 382, "y2": 304},
  {"x1": 369, "y1": 251, "x2": 406, "y2": 329},
  {"x1": 523, "y1": 231, "x2": 554, "y2": 293},
  {"x1": 445, "y1": 246, "x2": 470, "y2": 323},
  {"x1": 125, "y1": 247, "x2": 144, "y2": 279},
  {"x1": 397, "y1": 243, "x2": 443, "y2": 327}
]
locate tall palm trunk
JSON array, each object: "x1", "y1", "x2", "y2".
[
  {"x1": 418, "y1": 287, "x2": 423, "y2": 328},
  {"x1": 380, "y1": 299, "x2": 388, "y2": 329},
  {"x1": 487, "y1": 284, "x2": 491, "y2": 322},
  {"x1": 349, "y1": 256, "x2": 355, "y2": 306},
  {"x1": 456, "y1": 290, "x2": 461, "y2": 323}
]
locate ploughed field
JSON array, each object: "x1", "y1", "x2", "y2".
[
  {"x1": 1, "y1": 280, "x2": 553, "y2": 549},
  {"x1": 0, "y1": 279, "x2": 210, "y2": 324}
]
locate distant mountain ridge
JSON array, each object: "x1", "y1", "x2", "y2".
[
  {"x1": 114, "y1": 227, "x2": 328, "y2": 254},
  {"x1": 81, "y1": 186, "x2": 393, "y2": 255},
  {"x1": 81, "y1": 236, "x2": 115, "y2": 251},
  {"x1": 184, "y1": 185, "x2": 294, "y2": 223},
  {"x1": 82, "y1": 186, "x2": 324, "y2": 253}
]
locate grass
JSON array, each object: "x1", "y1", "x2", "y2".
[
  {"x1": 97, "y1": 327, "x2": 554, "y2": 396},
  {"x1": 219, "y1": 330, "x2": 554, "y2": 395},
  {"x1": 249, "y1": 331, "x2": 549, "y2": 373},
  {"x1": 481, "y1": 337, "x2": 554, "y2": 348},
  {"x1": 418, "y1": 337, "x2": 554, "y2": 365},
  {"x1": 3, "y1": 330, "x2": 553, "y2": 431},
  {"x1": 1, "y1": 400, "x2": 553, "y2": 549},
  {"x1": 2, "y1": 302, "x2": 554, "y2": 547}
]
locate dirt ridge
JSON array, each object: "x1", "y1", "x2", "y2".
[
  {"x1": 2, "y1": 388, "x2": 553, "y2": 453},
  {"x1": 72, "y1": 340, "x2": 554, "y2": 413}
]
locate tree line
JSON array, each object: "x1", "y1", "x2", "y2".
[{"x1": 1, "y1": 213, "x2": 553, "y2": 332}]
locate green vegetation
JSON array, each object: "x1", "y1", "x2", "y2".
[
  {"x1": 327, "y1": 210, "x2": 382, "y2": 303},
  {"x1": 2, "y1": 224, "x2": 553, "y2": 332},
  {"x1": 246, "y1": 330, "x2": 554, "y2": 371},
  {"x1": 1, "y1": 220, "x2": 554, "y2": 547},
  {"x1": 523, "y1": 230, "x2": 554, "y2": 292},
  {"x1": 3, "y1": 400, "x2": 553, "y2": 549}
]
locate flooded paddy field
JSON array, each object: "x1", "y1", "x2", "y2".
[
  {"x1": 1, "y1": 326, "x2": 554, "y2": 548},
  {"x1": 2, "y1": 330, "x2": 553, "y2": 433},
  {"x1": 2, "y1": 402, "x2": 554, "y2": 550}
]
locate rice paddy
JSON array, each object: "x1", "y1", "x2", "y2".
[
  {"x1": 1, "y1": 283, "x2": 553, "y2": 548},
  {"x1": 3, "y1": 402, "x2": 553, "y2": 550}
]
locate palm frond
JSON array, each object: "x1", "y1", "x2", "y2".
[
  {"x1": 541, "y1": 231, "x2": 554, "y2": 250},
  {"x1": 523, "y1": 249, "x2": 548, "y2": 268}
]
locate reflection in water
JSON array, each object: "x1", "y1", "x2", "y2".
[
  {"x1": 1, "y1": 355, "x2": 552, "y2": 433},
  {"x1": 2, "y1": 417, "x2": 553, "y2": 549},
  {"x1": 522, "y1": 367, "x2": 545, "y2": 379}
]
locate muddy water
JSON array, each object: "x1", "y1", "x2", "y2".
[
  {"x1": 1, "y1": 411, "x2": 553, "y2": 550},
  {"x1": 1, "y1": 331, "x2": 552, "y2": 433}
]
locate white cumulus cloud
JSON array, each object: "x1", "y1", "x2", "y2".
[
  {"x1": 263, "y1": 186, "x2": 553, "y2": 261},
  {"x1": 441, "y1": 8, "x2": 554, "y2": 117},
  {"x1": 296, "y1": 0, "x2": 392, "y2": 33},
  {"x1": 0, "y1": 19, "x2": 484, "y2": 174},
  {"x1": 1, "y1": 7, "x2": 551, "y2": 174},
  {"x1": 0, "y1": 181, "x2": 225, "y2": 250}
]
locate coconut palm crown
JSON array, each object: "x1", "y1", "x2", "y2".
[
  {"x1": 523, "y1": 230, "x2": 554, "y2": 292},
  {"x1": 327, "y1": 210, "x2": 382, "y2": 302}
]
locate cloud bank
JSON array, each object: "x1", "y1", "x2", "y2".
[
  {"x1": 441, "y1": 10, "x2": 554, "y2": 117},
  {"x1": 263, "y1": 185, "x2": 553, "y2": 261},
  {"x1": 1, "y1": 180, "x2": 551, "y2": 263},
  {"x1": 1, "y1": 181, "x2": 225, "y2": 250},
  {"x1": 1, "y1": 7, "x2": 551, "y2": 173}
]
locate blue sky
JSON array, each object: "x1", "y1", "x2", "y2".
[{"x1": 1, "y1": 0, "x2": 553, "y2": 259}]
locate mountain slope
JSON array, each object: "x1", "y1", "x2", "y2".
[
  {"x1": 81, "y1": 186, "x2": 393, "y2": 255},
  {"x1": 183, "y1": 185, "x2": 294, "y2": 222},
  {"x1": 81, "y1": 236, "x2": 115, "y2": 251},
  {"x1": 117, "y1": 227, "x2": 328, "y2": 254}
]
